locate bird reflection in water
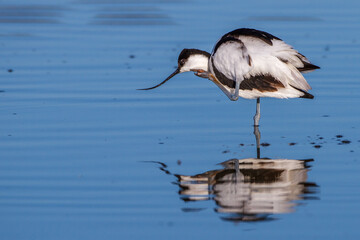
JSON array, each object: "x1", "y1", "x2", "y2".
[
  {"x1": 151, "y1": 127, "x2": 319, "y2": 223},
  {"x1": 176, "y1": 157, "x2": 318, "y2": 222}
]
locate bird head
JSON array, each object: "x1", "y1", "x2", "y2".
[{"x1": 138, "y1": 48, "x2": 210, "y2": 90}]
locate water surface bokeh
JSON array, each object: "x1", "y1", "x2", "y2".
[{"x1": 0, "y1": 0, "x2": 359, "y2": 239}]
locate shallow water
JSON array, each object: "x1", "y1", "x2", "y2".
[{"x1": 0, "y1": 0, "x2": 360, "y2": 239}]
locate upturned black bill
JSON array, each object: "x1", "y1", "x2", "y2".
[{"x1": 137, "y1": 68, "x2": 180, "y2": 90}]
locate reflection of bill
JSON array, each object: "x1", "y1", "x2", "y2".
[{"x1": 176, "y1": 158, "x2": 318, "y2": 222}]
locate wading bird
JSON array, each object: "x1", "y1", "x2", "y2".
[{"x1": 138, "y1": 28, "x2": 319, "y2": 126}]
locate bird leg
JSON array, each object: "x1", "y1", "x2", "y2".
[
  {"x1": 234, "y1": 158, "x2": 240, "y2": 184},
  {"x1": 254, "y1": 98, "x2": 260, "y2": 126},
  {"x1": 207, "y1": 74, "x2": 240, "y2": 101},
  {"x1": 253, "y1": 125, "x2": 261, "y2": 158},
  {"x1": 230, "y1": 80, "x2": 240, "y2": 101}
]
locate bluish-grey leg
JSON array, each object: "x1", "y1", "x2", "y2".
[
  {"x1": 253, "y1": 125, "x2": 261, "y2": 158},
  {"x1": 230, "y1": 80, "x2": 240, "y2": 101},
  {"x1": 254, "y1": 98, "x2": 260, "y2": 126},
  {"x1": 208, "y1": 75, "x2": 239, "y2": 101},
  {"x1": 234, "y1": 158, "x2": 240, "y2": 184}
]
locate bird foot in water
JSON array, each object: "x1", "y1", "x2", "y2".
[{"x1": 194, "y1": 70, "x2": 211, "y2": 79}]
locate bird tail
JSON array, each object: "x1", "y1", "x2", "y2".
[
  {"x1": 297, "y1": 62, "x2": 320, "y2": 73},
  {"x1": 290, "y1": 85, "x2": 314, "y2": 99}
]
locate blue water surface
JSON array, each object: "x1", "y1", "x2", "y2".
[{"x1": 0, "y1": 0, "x2": 359, "y2": 239}]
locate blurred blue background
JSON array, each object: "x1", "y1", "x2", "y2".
[{"x1": 0, "y1": 0, "x2": 359, "y2": 239}]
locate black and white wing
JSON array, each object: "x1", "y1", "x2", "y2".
[
  {"x1": 210, "y1": 28, "x2": 318, "y2": 99},
  {"x1": 224, "y1": 28, "x2": 319, "y2": 73}
]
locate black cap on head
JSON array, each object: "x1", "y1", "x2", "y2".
[{"x1": 178, "y1": 48, "x2": 211, "y2": 67}]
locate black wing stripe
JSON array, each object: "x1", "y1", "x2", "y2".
[
  {"x1": 212, "y1": 36, "x2": 245, "y2": 55},
  {"x1": 224, "y1": 28, "x2": 281, "y2": 46},
  {"x1": 211, "y1": 62, "x2": 286, "y2": 93},
  {"x1": 278, "y1": 56, "x2": 320, "y2": 73},
  {"x1": 240, "y1": 75, "x2": 285, "y2": 92}
]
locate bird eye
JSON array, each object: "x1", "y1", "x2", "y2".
[{"x1": 179, "y1": 59, "x2": 186, "y2": 66}]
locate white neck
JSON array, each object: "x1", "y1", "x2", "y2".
[{"x1": 180, "y1": 54, "x2": 209, "y2": 72}]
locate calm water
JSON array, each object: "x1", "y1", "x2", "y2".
[{"x1": 0, "y1": 0, "x2": 360, "y2": 239}]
